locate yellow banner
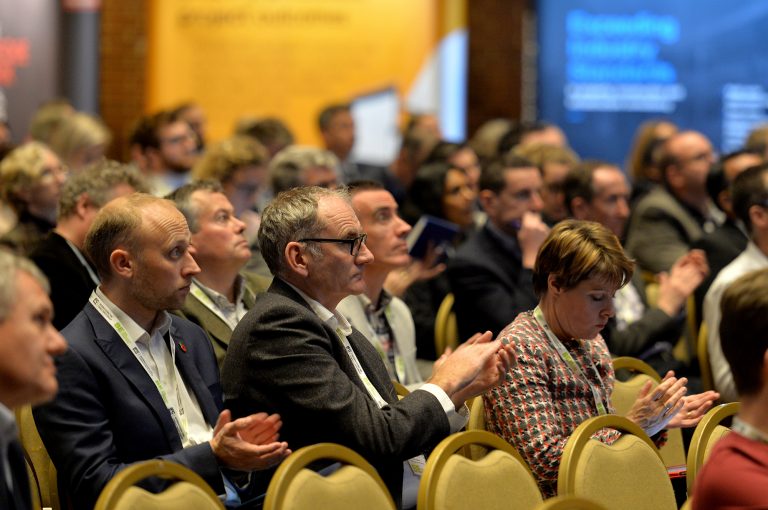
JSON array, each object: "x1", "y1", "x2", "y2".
[{"x1": 147, "y1": 0, "x2": 465, "y2": 147}]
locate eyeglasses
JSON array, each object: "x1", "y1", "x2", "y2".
[{"x1": 299, "y1": 233, "x2": 367, "y2": 256}]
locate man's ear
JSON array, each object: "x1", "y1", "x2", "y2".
[
  {"x1": 749, "y1": 204, "x2": 768, "y2": 231},
  {"x1": 74, "y1": 192, "x2": 91, "y2": 219},
  {"x1": 665, "y1": 164, "x2": 684, "y2": 191},
  {"x1": 284, "y1": 241, "x2": 309, "y2": 277},
  {"x1": 109, "y1": 248, "x2": 134, "y2": 279},
  {"x1": 570, "y1": 197, "x2": 590, "y2": 221}
]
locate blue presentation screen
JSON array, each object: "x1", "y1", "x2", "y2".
[{"x1": 537, "y1": 0, "x2": 768, "y2": 166}]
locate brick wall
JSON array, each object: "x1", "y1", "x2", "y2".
[{"x1": 100, "y1": 0, "x2": 147, "y2": 162}]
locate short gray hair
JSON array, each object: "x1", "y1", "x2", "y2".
[
  {"x1": 269, "y1": 146, "x2": 339, "y2": 195},
  {"x1": 166, "y1": 180, "x2": 224, "y2": 233},
  {"x1": 0, "y1": 249, "x2": 49, "y2": 321},
  {"x1": 58, "y1": 160, "x2": 148, "y2": 220},
  {"x1": 258, "y1": 186, "x2": 349, "y2": 277}
]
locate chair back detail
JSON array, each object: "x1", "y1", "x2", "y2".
[
  {"x1": 418, "y1": 430, "x2": 542, "y2": 510},
  {"x1": 686, "y1": 402, "x2": 740, "y2": 493},
  {"x1": 558, "y1": 415, "x2": 677, "y2": 510},
  {"x1": 264, "y1": 443, "x2": 395, "y2": 510}
]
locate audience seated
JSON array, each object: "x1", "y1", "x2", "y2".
[
  {"x1": 171, "y1": 101, "x2": 208, "y2": 153},
  {"x1": 47, "y1": 112, "x2": 111, "y2": 173},
  {"x1": 0, "y1": 142, "x2": 67, "y2": 254},
  {"x1": 221, "y1": 186, "x2": 514, "y2": 510},
  {"x1": 128, "y1": 110, "x2": 198, "y2": 196},
  {"x1": 625, "y1": 119, "x2": 678, "y2": 202},
  {"x1": 29, "y1": 159, "x2": 148, "y2": 330},
  {"x1": 235, "y1": 116, "x2": 295, "y2": 159},
  {"x1": 0, "y1": 250, "x2": 68, "y2": 510},
  {"x1": 512, "y1": 143, "x2": 580, "y2": 226},
  {"x1": 191, "y1": 135, "x2": 270, "y2": 246},
  {"x1": 564, "y1": 161, "x2": 708, "y2": 374},
  {"x1": 401, "y1": 162, "x2": 478, "y2": 359},
  {"x1": 33, "y1": 193, "x2": 290, "y2": 509},
  {"x1": 625, "y1": 130, "x2": 724, "y2": 273},
  {"x1": 168, "y1": 180, "x2": 271, "y2": 368},
  {"x1": 485, "y1": 220, "x2": 717, "y2": 497},
  {"x1": 27, "y1": 99, "x2": 75, "y2": 146},
  {"x1": 338, "y1": 182, "x2": 440, "y2": 388},
  {"x1": 269, "y1": 145, "x2": 340, "y2": 195},
  {"x1": 317, "y1": 102, "x2": 389, "y2": 185},
  {"x1": 693, "y1": 267, "x2": 768, "y2": 509},
  {"x1": 691, "y1": 148, "x2": 764, "y2": 325},
  {"x1": 447, "y1": 155, "x2": 547, "y2": 341},
  {"x1": 704, "y1": 163, "x2": 768, "y2": 402},
  {"x1": 497, "y1": 120, "x2": 568, "y2": 155}
]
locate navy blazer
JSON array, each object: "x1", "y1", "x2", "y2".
[
  {"x1": 0, "y1": 440, "x2": 31, "y2": 510},
  {"x1": 33, "y1": 302, "x2": 224, "y2": 510},
  {"x1": 222, "y1": 278, "x2": 450, "y2": 509}
]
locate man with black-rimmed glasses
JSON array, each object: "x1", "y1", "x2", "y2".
[{"x1": 222, "y1": 186, "x2": 515, "y2": 510}]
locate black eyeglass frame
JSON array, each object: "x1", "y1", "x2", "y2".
[{"x1": 298, "y1": 233, "x2": 368, "y2": 256}]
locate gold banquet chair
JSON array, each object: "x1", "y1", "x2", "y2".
[
  {"x1": 558, "y1": 415, "x2": 677, "y2": 510},
  {"x1": 611, "y1": 356, "x2": 687, "y2": 469},
  {"x1": 434, "y1": 293, "x2": 459, "y2": 356},
  {"x1": 535, "y1": 495, "x2": 608, "y2": 510},
  {"x1": 264, "y1": 443, "x2": 395, "y2": 510},
  {"x1": 15, "y1": 404, "x2": 63, "y2": 510},
  {"x1": 94, "y1": 459, "x2": 224, "y2": 510},
  {"x1": 686, "y1": 402, "x2": 740, "y2": 493},
  {"x1": 463, "y1": 395, "x2": 489, "y2": 460},
  {"x1": 697, "y1": 322, "x2": 715, "y2": 392},
  {"x1": 418, "y1": 430, "x2": 543, "y2": 510}
]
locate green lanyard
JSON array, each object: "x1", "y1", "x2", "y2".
[
  {"x1": 90, "y1": 293, "x2": 190, "y2": 443},
  {"x1": 533, "y1": 306, "x2": 608, "y2": 416}
]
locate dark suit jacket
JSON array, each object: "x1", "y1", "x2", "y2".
[
  {"x1": 178, "y1": 271, "x2": 270, "y2": 369},
  {"x1": 33, "y1": 303, "x2": 224, "y2": 509},
  {"x1": 221, "y1": 278, "x2": 450, "y2": 509},
  {"x1": 0, "y1": 440, "x2": 32, "y2": 510},
  {"x1": 601, "y1": 273, "x2": 683, "y2": 374},
  {"x1": 691, "y1": 219, "x2": 749, "y2": 326},
  {"x1": 447, "y1": 224, "x2": 538, "y2": 340},
  {"x1": 29, "y1": 232, "x2": 98, "y2": 330}
]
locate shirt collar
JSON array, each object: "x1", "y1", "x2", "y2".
[
  {"x1": 286, "y1": 282, "x2": 353, "y2": 337},
  {"x1": 94, "y1": 287, "x2": 172, "y2": 345},
  {"x1": 0, "y1": 403, "x2": 16, "y2": 445},
  {"x1": 193, "y1": 275, "x2": 246, "y2": 309},
  {"x1": 356, "y1": 290, "x2": 392, "y2": 317}
]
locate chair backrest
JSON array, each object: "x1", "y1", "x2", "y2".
[
  {"x1": 558, "y1": 415, "x2": 677, "y2": 510},
  {"x1": 23, "y1": 454, "x2": 42, "y2": 510},
  {"x1": 686, "y1": 402, "x2": 740, "y2": 493},
  {"x1": 611, "y1": 357, "x2": 687, "y2": 469},
  {"x1": 535, "y1": 495, "x2": 608, "y2": 510},
  {"x1": 264, "y1": 443, "x2": 395, "y2": 510},
  {"x1": 434, "y1": 293, "x2": 459, "y2": 356},
  {"x1": 14, "y1": 404, "x2": 62, "y2": 509},
  {"x1": 392, "y1": 380, "x2": 410, "y2": 400},
  {"x1": 463, "y1": 396, "x2": 489, "y2": 460},
  {"x1": 94, "y1": 460, "x2": 224, "y2": 510},
  {"x1": 697, "y1": 322, "x2": 714, "y2": 392},
  {"x1": 418, "y1": 430, "x2": 543, "y2": 510}
]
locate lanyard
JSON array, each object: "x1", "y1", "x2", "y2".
[
  {"x1": 361, "y1": 303, "x2": 407, "y2": 383},
  {"x1": 65, "y1": 238, "x2": 100, "y2": 285},
  {"x1": 335, "y1": 328, "x2": 426, "y2": 475},
  {"x1": 732, "y1": 417, "x2": 768, "y2": 444},
  {"x1": 189, "y1": 281, "x2": 239, "y2": 331},
  {"x1": 533, "y1": 306, "x2": 608, "y2": 416},
  {"x1": 336, "y1": 328, "x2": 389, "y2": 408},
  {"x1": 89, "y1": 293, "x2": 190, "y2": 443}
]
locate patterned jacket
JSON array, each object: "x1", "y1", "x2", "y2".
[{"x1": 485, "y1": 311, "x2": 620, "y2": 497}]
